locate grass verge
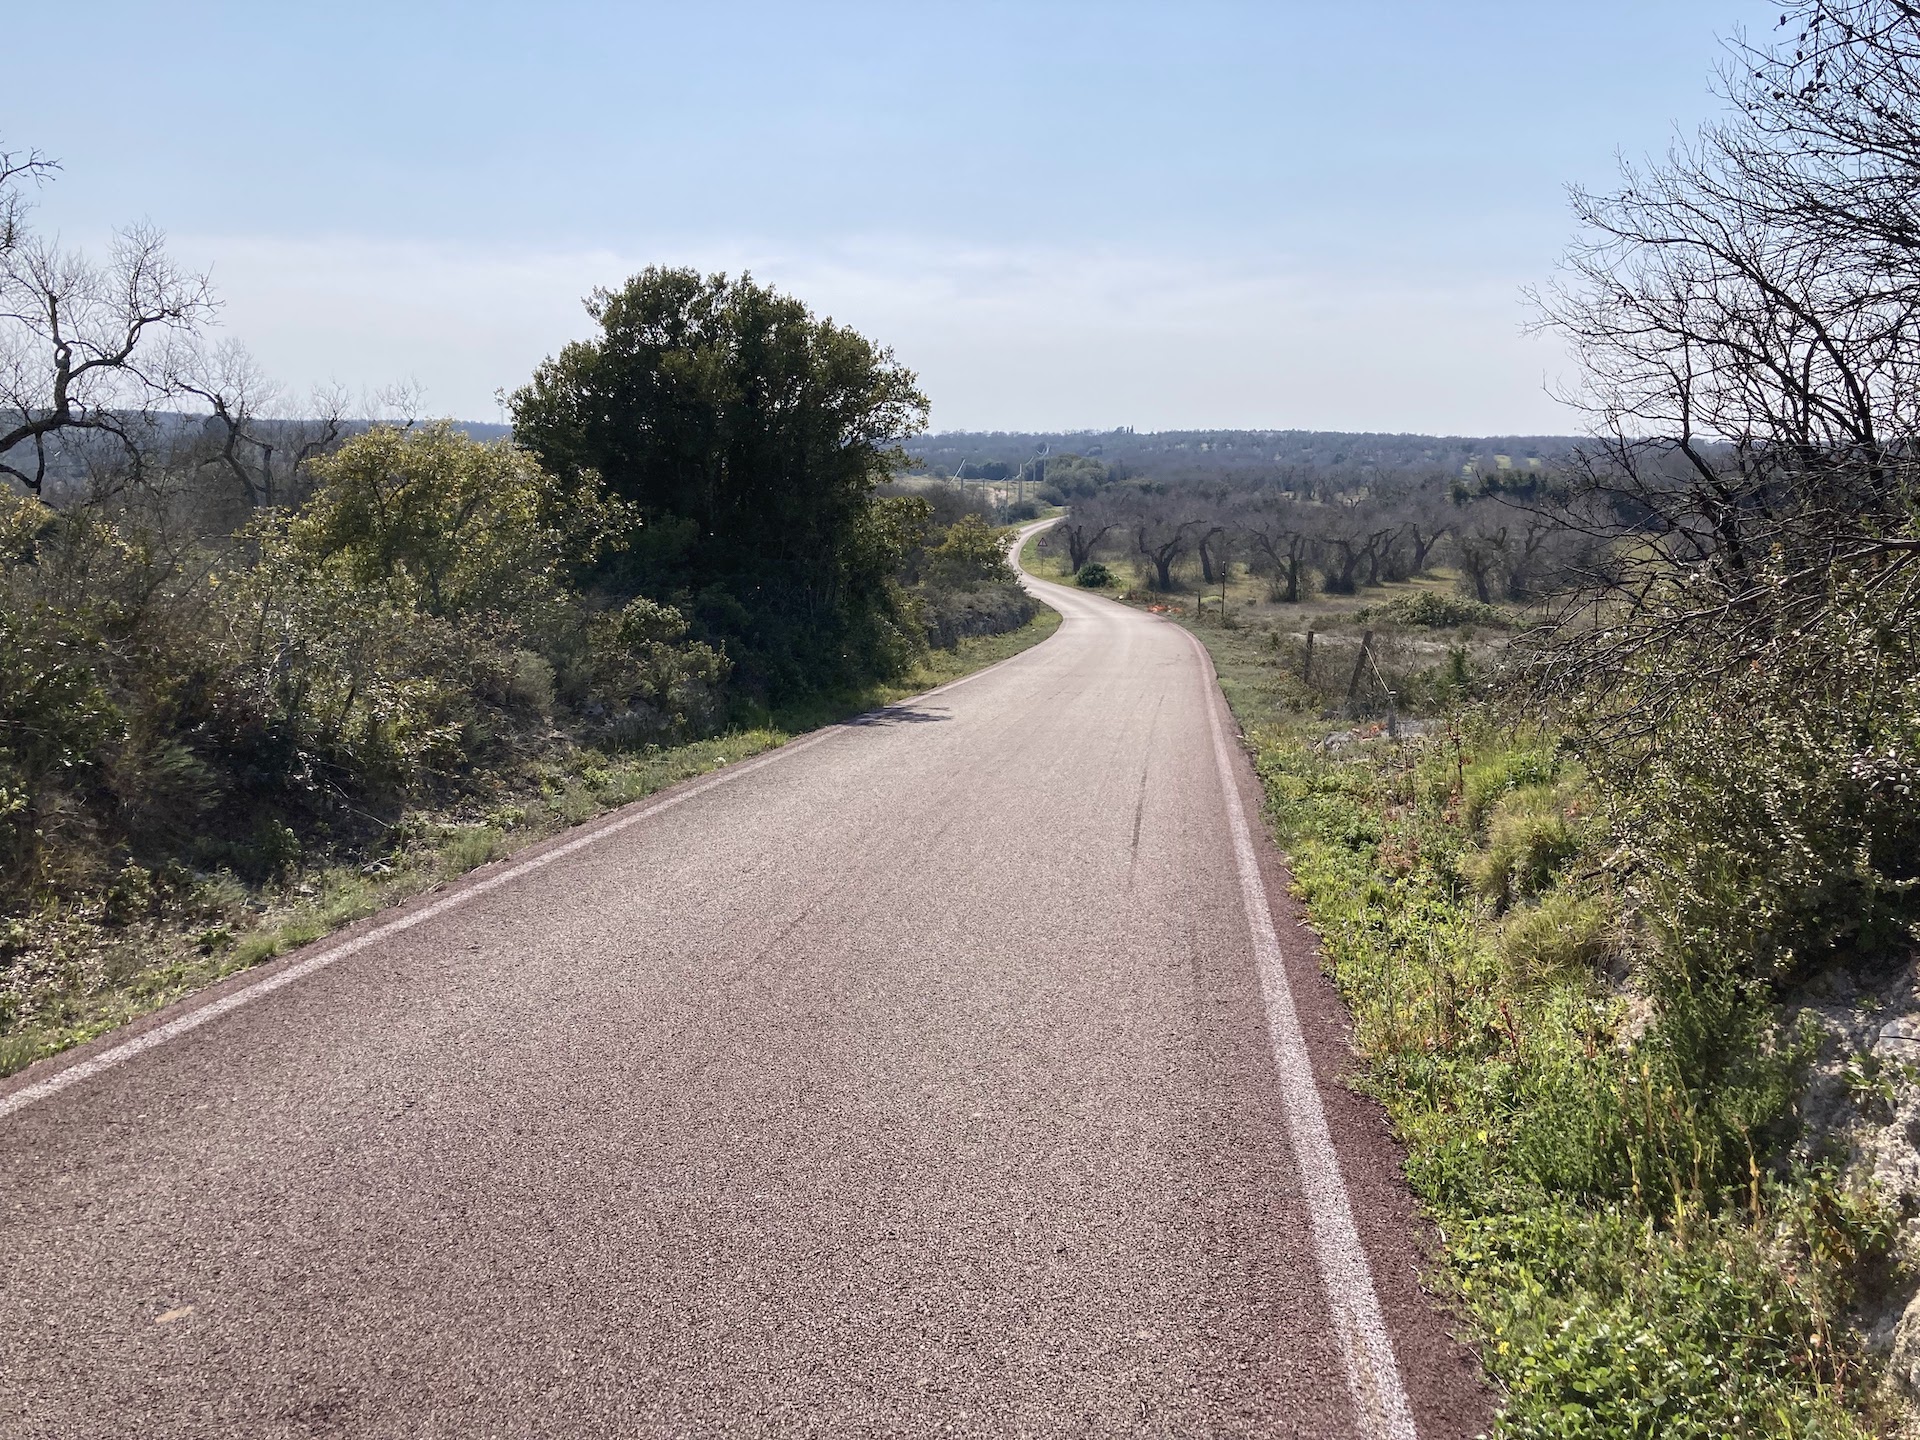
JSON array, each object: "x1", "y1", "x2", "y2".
[
  {"x1": 1172, "y1": 608, "x2": 1898, "y2": 1439},
  {"x1": 0, "y1": 606, "x2": 1061, "y2": 1078}
]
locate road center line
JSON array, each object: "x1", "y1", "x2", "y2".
[{"x1": 1182, "y1": 625, "x2": 1420, "y2": 1440}]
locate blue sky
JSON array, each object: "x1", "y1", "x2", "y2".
[{"x1": 6, "y1": 1, "x2": 1768, "y2": 433}]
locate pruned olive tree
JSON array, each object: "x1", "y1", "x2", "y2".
[{"x1": 1053, "y1": 497, "x2": 1118, "y2": 572}]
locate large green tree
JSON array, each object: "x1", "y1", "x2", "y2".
[{"x1": 509, "y1": 268, "x2": 930, "y2": 697}]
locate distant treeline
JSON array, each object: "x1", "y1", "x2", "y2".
[
  {"x1": 1013, "y1": 440, "x2": 1587, "y2": 606},
  {"x1": 907, "y1": 427, "x2": 1586, "y2": 490}
]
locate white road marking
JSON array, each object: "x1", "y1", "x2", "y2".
[
  {"x1": 0, "y1": 728, "x2": 822, "y2": 1121},
  {"x1": 0, "y1": 610, "x2": 1071, "y2": 1125},
  {"x1": 1181, "y1": 625, "x2": 1420, "y2": 1440},
  {"x1": 0, "y1": 603, "x2": 1071, "y2": 1125}
]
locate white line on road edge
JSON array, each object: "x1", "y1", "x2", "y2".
[
  {"x1": 1184, "y1": 628, "x2": 1420, "y2": 1440},
  {"x1": 0, "y1": 728, "x2": 848, "y2": 1122},
  {"x1": 0, "y1": 617, "x2": 1069, "y2": 1125}
]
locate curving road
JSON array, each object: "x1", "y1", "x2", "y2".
[{"x1": 0, "y1": 528, "x2": 1486, "y2": 1438}]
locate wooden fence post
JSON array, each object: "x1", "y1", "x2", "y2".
[{"x1": 1345, "y1": 629, "x2": 1374, "y2": 717}]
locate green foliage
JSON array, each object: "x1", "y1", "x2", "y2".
[
  {"x1": 1463, "y1": 745, "x2": 1560, "y2": 831},
  {"x1": 1461, "y1": 781, "x2": 1589, "y2": 912},
  {"x1": 1371, "y1": 591, "x2": 1513, "y2": 629},
  {"x1": 1035, "y1": 452, "x2": 1112, "y2": 499},
  {"x1": 0, "y1": 422, "x2": 735, "y2": 923},
  {"x1": 509, "y1": 266, "x2": 931, "y2": 699},
  {"x1": 923, "y1": 513, "x2": 1015, "y2": 590},
  {"x1": 915, "y1": 584, "x2": 1036, "y2": 651},
  {"x1": 1462, "y1": 1199, "x2": 1880, "y2": 1439},
  {"x1": 0, "y1": 589, "x2": 118, "y2": 889},
  {"x1": 1075, "y1": 561, "x2": 1114, "y2": 588},
  {"x1": 1587, "y1": 601, "x2": 1920, "y2": 993},
  {"x1": 1247, "y1": 720, "x2": 1891, "y2": 1436},
  {"x1": 1498, "y1": 890, "x2": 1614, "y2": 992},
  {"x1": 562, "y1": 598, "x2": 730, "y2": 749},
  {"x1": 291, "y1": 421, "x2": 612, "y2": 620}
]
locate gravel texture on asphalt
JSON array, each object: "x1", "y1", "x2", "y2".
[{"x1": 0, "y1": 538, "x2": 1489, "y2": 1438}]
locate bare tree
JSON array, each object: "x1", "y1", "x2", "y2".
[
  {"x1": 1453, "y1": 504, "x2": 1510, "y2": 606},
  {"x1": 1124, "y1": 493, "x2": 1199, "y2": 591},
  {"x1": 1312, "y1": 494, "x2": 1396, "y2": 594},
  {"x1": 179, "y1": 340, "x2": 277, "y2": 508},
  {"x1": 1238, "y1": 493, "x2": 1314, "y2": 603},
  {"x1": 0, "y1": 146, "x2": 215, "y2": 498},
  {"x1": 1196, "y1": 520, "x2": 1230, "y2": 585},
  {"x1": 1527, "y1": 1, "x2": 1920, "y2": 721},
  {"x1": 178, "y1": 342, "x2": 348, "y2": 510},
  {"x1": 0, "y1": 143, "x2": 56, "y2": 256},
  {"x1": 1402, "y1": 486, "x2": 1454, "y2": 573}
]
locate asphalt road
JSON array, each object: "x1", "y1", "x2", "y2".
[{"x1": 0, "y1": 531, "x2": 1487, "y2": 1438}]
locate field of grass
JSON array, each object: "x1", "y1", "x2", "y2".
[{"x1": 0, "y1": 606, "x2": 1062, "y2": 1078}]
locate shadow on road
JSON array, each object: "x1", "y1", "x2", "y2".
[{"x1": 845, "y1": 705, "x2": 952, "y2": 727}]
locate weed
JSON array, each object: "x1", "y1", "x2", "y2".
[
  {"x1": 1463, "y1": 782, "x2": 1589, "y2": 912},
  {"x1": 1499, "y1": 891, "x2": 1614, "y2": 992}
]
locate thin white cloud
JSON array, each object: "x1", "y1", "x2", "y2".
[{"x1": 173, "y1": 231, "x2": 1583, "y2": 435}]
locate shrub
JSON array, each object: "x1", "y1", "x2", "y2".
[
  {"x1": 1373, "y1": 591, "x2": 1513, "y2": 629},
  {"x1": 917, "y1": 585, "x2": 1037, "y2": 650},
  {"x1": 562, "y1": 598, "x2": 730, "y2": 748},
  {"x1": 0, "y1": 597, "x2": 119, "y2": 892},
  {"x1": 923, "y1": 514, "x2": 1016, "y2": 590},
  {"x1": 291, "y1": 421, "x2": 604, "y2": 622},
  {"x1": 1598, "y1": 617, "x2": 1920, "y2": 992},
  {"x1": 1075, "y1": 561, "x2": 1113, "y2": 588}
]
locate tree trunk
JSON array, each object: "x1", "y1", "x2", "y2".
[
  {"x1": 1198, "y1": 527, "x2": 1224, "y2": 585},
  {"x1": 1285, "y1": 535, "x2": 1307, "y2": 602}
]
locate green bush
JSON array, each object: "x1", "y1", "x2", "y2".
[
  {"x1": 1599, "y1": 623, "x2": 1920, "y2": 992},
  {"x1": 1246, "y1": 720, "x2": 1883, "y2": 1435},
  {"x1": 1075, "y1": 561, "x2": 1114, "y2": 588},
  {"x1": 916, "y1": 585, "x2": 1037, "y2": 650},
  {"x1": 923, "y1": 513, "x2": 1016, "y2": 590},
  {"x1": 561, "y1": 598, "x2": 730, "y2": 749},
  {"x1": 1373, "y1": 591, "x2": 1513, "y2": 629},
  {"x1": 0, "y1": 594, "x2": 119, "y2": 891},
  {"x1": 0, "y1": 425, "x2": 739, "y2": 922},
  {"x1": 290, "y1": 422, "x2": 605, "y2": 621}
]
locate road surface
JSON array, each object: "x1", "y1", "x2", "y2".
[{"x1": 0, "y1": 530, "x2": 1487, "y2": 1438}]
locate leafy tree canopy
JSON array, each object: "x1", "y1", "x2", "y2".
[
  {"x1": 509, "y1": 268, "x2": 930, "y2": 696},
  {"x1": 292, "y1": 421, "x2": 606, "y2": 621}
]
